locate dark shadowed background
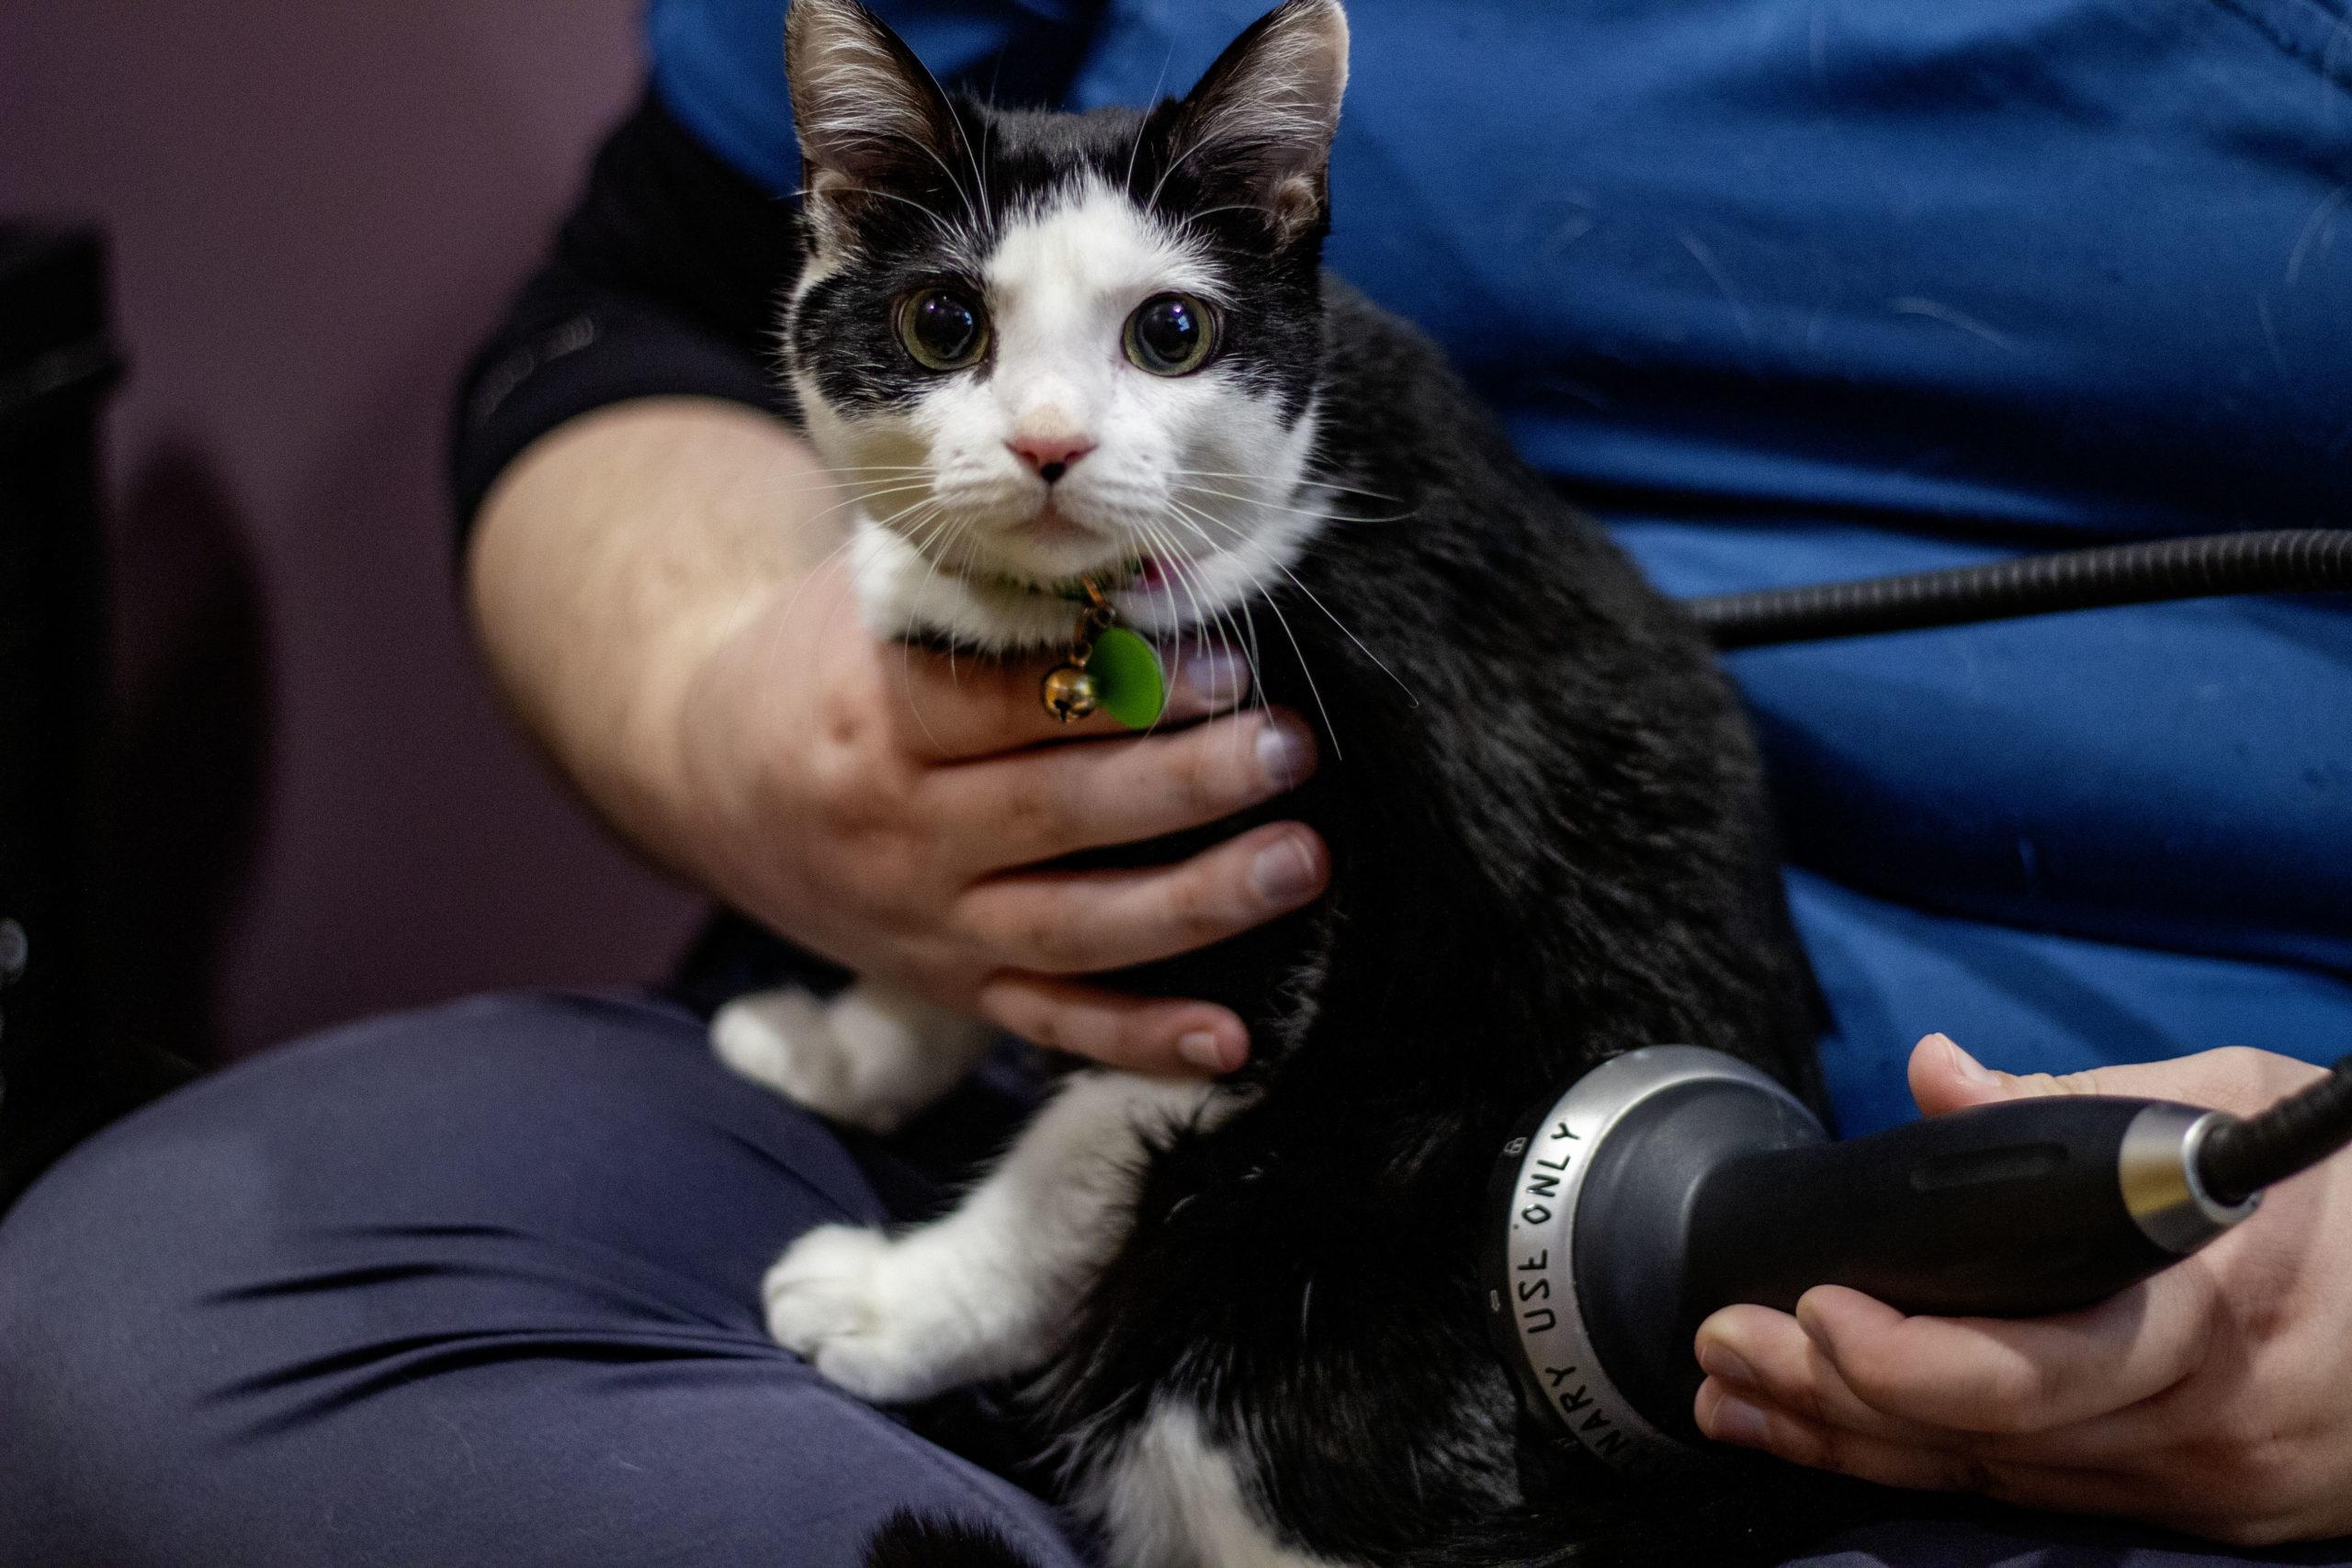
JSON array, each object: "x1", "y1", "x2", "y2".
[{"x1": 0, "y1": 2, "x2": 706, "y2": 1063}]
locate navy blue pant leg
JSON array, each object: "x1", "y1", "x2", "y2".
[
  {"x1": 0, "y1": 992, "x2": 1084, "y2": 1567},
  {"x1": 3, "y1": 991, "x2": 2346, "y2": 1565}
]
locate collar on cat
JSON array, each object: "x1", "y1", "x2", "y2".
[
  {"x1": 973, "y1": 558, "x2": 1148, "y2": 603},
  {"x1": 1037, "y1": 575, "x2": 1167, "y2": 729}
]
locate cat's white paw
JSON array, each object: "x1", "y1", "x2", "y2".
[
  {"x1": 712, "y1": 983, "x2": 989, "y2": 1134},
  {"x1": 711, "y1": 987, "x2": 898, "y2": 1132},
  {"x1": 763, "y1": 1224, "x2": 972, "y2": 1403}
]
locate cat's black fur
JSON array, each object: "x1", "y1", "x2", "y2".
[
  {"x1": 867, "y1": 1513, "x2": 1044, "y2": 1568},
  {"x1": 786, "y1": 4, "x2": 1826, "y2": 1562},
  {"x1": 1025, "y1": 277, "x2": 1829, "y2": 1565}
]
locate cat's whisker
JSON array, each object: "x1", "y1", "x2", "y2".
[
  {"x1": 762, "y1": 479, "x2": 926, "y2": 495},
  {"x1": 1135, "y1": 516, "x2": 1221, "y2": 738},
  {"x1": 1176, "y1": 501, "x2": 1345, "y2": 757},
  {"x1": 1165, "y1": 468, "x2": 1403, "y2": 506},
  {"x1": 876, "y1": 47, "x2": 989, "y2": 233},
  {"x1": 1182, "y1": 583, "x2": 1258, "y2": 773},
  {"x1": 805, "y1": 483, "x2": 935, "y2": 517},
  {"x1": 944, "y1": 523, "x2": 1006, "y2": 687},
  {"x1": 795, "y1": 482, "x2": 940, "y2": 535},
  {"x1": 899, "y1": 494, "x2": 965, "y2": 553},
  {"x1": 832, "y1": 477, "x2": 939, "y2": 496},
  {"x1": 1172, "y1": 481, "x2": 1415, "y2": 525},
  {"x1": 876, "y1": 121, "x2": 986, "y2": 233},
  {"x1": 755, "y1": 521, "x2": 873, "y2": 692},
  {"x1": 736, "y1": 476, "x2": 934, "y2": 504},
  {"x1": 1138, "y1": 516, "x2": 1246, "y2": 761},
  {"x1": 933, "y1": 70, "x2": 994, "y2": 231},
  {"x1": 1137, "y1": 517, "x2": 1200, "y2": 621},
  {"x1": 768, "y1": 458, "x2": 935, "y2": 470},
  {"x1": 1158, "y1": 522, "x2": 1264, "y2": 765},
  {"x1": 750, "y1": 475, "x2": 937, "y2": 509},
  {"x1": 1161, "y1": 498, "x2": 1341, "y2": 757},
  {"x1": 1144, "y1": 510, "x2": 1260, "y2": 730},
  {"x1": 1124, "y1": 48, "x2": 1176, "y2": 201},
  {"x1": 976, "y1": 101, "x2": 998, "y2": 232},
  {"x1": 893, "y1": 505, "x2": 989, "y2": 756},
  {"x1": 874, "y1": 498, "x2": 954, "y2": 574},
  {"x1": 1145, "y1": 113, "x2": 1250, "y2": 217},
  {"x1": 898, "y1": 631, "x2": 949, "y2": 754},
  {"x1": 899, "y1": 515, "x2": 969, "y2": 609},
  {"x1": 866, "y1": 490, "x2": 953, "y2": 551},
  {"x1": 1173, "y1": 204, "x2": 1283, "y2": 243},
  {"x1": 755, "y1": 481, "x2": 950, "y2": 677},
  {"x1": 795, "y1": 181, "x2": 960, "y2": 236},
  {"x1": 1237, "y1": 590, "x2": 1266, "y2": 715},
  {"x1": 1172, "y1": 496, "x2": 1419, "y2": 712},
  {"x1": 1125, "y1": 519, "x2": 1188, "y2": 738}
]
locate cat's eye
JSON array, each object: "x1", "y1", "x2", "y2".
[
  {"x1": 898, "y1": 287, "x2": 989, "y2": 371},
  {"x1": 1124, "y1": 293, "x2": 1216, "y2": 377}
]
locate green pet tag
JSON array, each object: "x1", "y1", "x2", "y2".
[{"x1": 1090, "y1": 624, "x2": 1167, "y2": 729}]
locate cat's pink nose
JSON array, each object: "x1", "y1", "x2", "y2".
[{"x1": 1007, "y1": 432, "x2": 1095, "y2": 482}]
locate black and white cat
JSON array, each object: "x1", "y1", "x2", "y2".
[{"x1": 711, "y1": 3, "x2": 1821, "y2": 1562}]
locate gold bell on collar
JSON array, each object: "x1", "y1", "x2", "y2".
[
  {"x1": 1041, "y1": 661, "x2": 1101, "y2": 722},
  {"x1": 1041, "y1": 576, "x2": 1115, "y2": 724}
]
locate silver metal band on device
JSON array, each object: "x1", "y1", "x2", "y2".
[
  {"x1": 1493, "y1": 1046, "x2": 1798, "y2": 1472},
  {"x1": 2120, "y1": 1103, "x2": 2260, "y2": 1255}
]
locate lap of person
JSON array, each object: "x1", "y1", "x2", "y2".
[
  {"x1": 4, "y1": 990, "x2": 2344, "y2": 1568},
  {"x1": 0, "y1": 991, "x2": 1083, "y2": 1568}
]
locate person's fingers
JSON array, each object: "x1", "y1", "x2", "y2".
[
  {"x1": 888, "y1": 637, "x2": 1252, "y2": 761},
  {"x1": 928, "y1": 707, "x2": 1317, "y2": 872},
  {"x1": 955, "y1": 821, "x2": 1329, "y2": 975},
  {"x1": 1693, "y1": 1380, "x2": 2170, "y2": 1520},
  {"x1": 1788, "y1": 1279, "x2": 2215, "y2": 1436},
  {"x1": 974, "y1": 973, "x2": 1249, "y2": 1075},
  {"x1": 1699, "y1": 1302, "x2": 2195, "y2": 1473},
  {"x1": 1905, "y1": 1032, "x2": 2018, "y2": 1115},
  {"x1": 1696, "y1": 1305, "x2": 1952, "y2": 1447},
  {"x1": 1696, "y1": 1375, "x2": 1989, "y2": 1490},
  {"x1": 1907, "y1": 1034, "x2": 2323, "y2": 1121}
]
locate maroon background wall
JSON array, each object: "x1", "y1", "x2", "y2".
[{"x1": 1, "y1": 2, "x2": 706, "y2": 1060}]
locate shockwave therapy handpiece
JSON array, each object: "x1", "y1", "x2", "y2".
[{"x1": 1485, "y1": 1045, "x2": 2352, "y2": 1472}]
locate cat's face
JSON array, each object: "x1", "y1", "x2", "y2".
[{"x1": 781, "y1": 0, "x2": 1350, "y2": 649}]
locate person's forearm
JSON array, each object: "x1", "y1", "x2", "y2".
[{"x1": 465, "y1": 396, "x2": 831, "y2": 881}]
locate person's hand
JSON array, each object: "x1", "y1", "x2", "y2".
[
  {"x1": 664, "y1": 558, "x2": 1328, "y2": 1077},
  {"x1": 1692, "y1": 1035, "x2": 2352, "y2": 1544}
]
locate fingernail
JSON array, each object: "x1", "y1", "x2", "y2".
[
  {"x1": 1706, "y1": 1393, "x2": 1772, "y2": 1449},
  {"x1": 1255, "y1": 718, "x2": 1316, "y2": 790},
  {"x1": 1177, "y1": 1030, "x2": 1237, "y2": 1073},
  {"x1": 1697, "y1": 1340, "x2": 1757, "y2": 1388},
  {"x1": 1171, "y1": 644, "x2": 1251, "y2": 710},
  {"x1": 1248, "y1": 837, "x2": 1321, "y2": 906},
  {"x1": 1939, "y1": 1033, "x2": 1998, "y2": 1088}
]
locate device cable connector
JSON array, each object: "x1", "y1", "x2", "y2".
[{"x1": 2196, "y1": 1053, "x2": 2352, "y2": 1207}]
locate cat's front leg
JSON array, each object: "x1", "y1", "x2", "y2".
[
  {"x1": 711, "y1": 979, "x2": 995, "y2": 1134},
  {"x1": 765, "y1": 1070, "x2": 1223, "y2": 1403}
]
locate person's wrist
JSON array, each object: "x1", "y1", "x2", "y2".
[
  {"x1": 465, "y1": 399, "x2": 830, "y2": 901},
  {"x1": 605, "y1": 579, "x2": 784, "y2": 899}
]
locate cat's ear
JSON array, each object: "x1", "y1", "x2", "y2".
[
  {"x1": 1164, "y1": 0, "x2": 1350, "y2": 245},
  {"x1": 786, "y1": 0, "x2": 968, "y2": 254}
]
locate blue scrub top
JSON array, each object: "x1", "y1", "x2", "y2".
[{"x1": 650, "y1": 0, "x2": 2352, "y2": 1132}]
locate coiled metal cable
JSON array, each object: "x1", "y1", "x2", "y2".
[{"x1": 1687, "y1": 528, "x2": 2352, "y2": 649}]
